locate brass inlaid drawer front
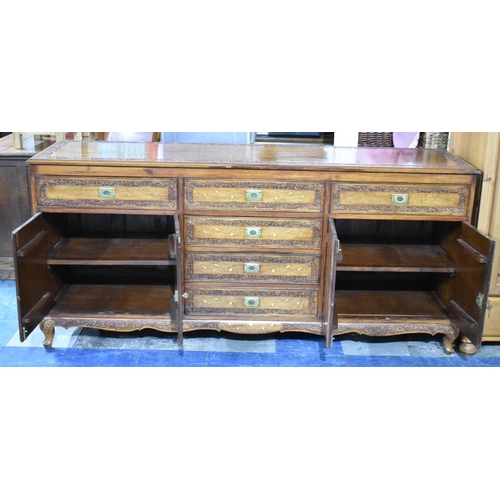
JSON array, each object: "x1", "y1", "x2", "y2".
[
  {"x1": 185, "y1": 253, "x2": 320, "y2": 283},
  {"x1": 36, "y1": 176, "x2": 177, "y2": 210},
  {"x1": 184, "y1": 287, "x2": 318, "y2": 316},
  {"x1": 184, "y1": 217, "x2": 322, "y2": 249},
  {"x1": 331, "y1": 183, "x2": 470, "y2": 218},
  {"x1": 184, "y1": 180, "x2": 324, "y2": 212}
]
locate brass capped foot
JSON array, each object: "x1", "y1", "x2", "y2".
[{"x1": 459, "y1": 338, "x2": 478, "y2": 355}]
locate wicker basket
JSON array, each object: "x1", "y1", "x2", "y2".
[
  {"x1": 358, "y1": 132, "x2": 393, "y2": 147},
  {"x1": 418, "y1": 132, "x2": 449, "y2": 150}
]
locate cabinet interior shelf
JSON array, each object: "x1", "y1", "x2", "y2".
[
  {"x1": 338, "y1": 244, "x2": 455, "y2": 273},
  {"x1": 335, "y1": 290, "x2": 449, "y2": 322},
  {"x1": 47, "y1": 237, "x2": 176, "y2": 266},
  {"x1": 50, "y1": 284, "x2": 174, "y2": 317}
]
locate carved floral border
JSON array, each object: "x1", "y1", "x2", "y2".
[
  {"x1": 38, "y1": 178, "x2": 177, "y2": 208},
  {"x1": 185, "y1": 217, "x2": 322, "y2": 248},
  {"x1": 185, "y1": 253, "x2": 320, "y2": 283},
  {"x1": 184, "y1": 288, "x2": 318, "y2": 316},
  {"x1": 331, "y1": 184, "x2": 468, "y2": 215},
  {"x1": 185, "y1": 179, "x2": 324, "y2": 211}
]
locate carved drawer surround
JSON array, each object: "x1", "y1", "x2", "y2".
[
  {"x1": 184, "y1": 216, "x2": 323, "y2": 249},
  {"x1": 185, "y1": 253, "x2": 320, "y2": 283},
  {"x1": 184, "y1": 179, "x2": 325, "y2": 212},
  {"x1": 15, "y1": 140, "x2": 493, "y2": 355},
  {"x1": 34, "y1": 175, "x2": 178, "y2": 210},
  {"x1": 331, "y1": 182, "x2": 471, "y2": 218}
]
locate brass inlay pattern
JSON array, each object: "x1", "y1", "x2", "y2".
[
  {"x1": 185, "y1": 180, "x2": 324, "y2": 211},
  {"x1": 185, "y1": 217, "x2": 322, "y2": 248},
  {"x1": 331, "y1": 184, "x2": 468, "y2": 215},
  {"x1": 184, "y1": 288, "x2": 317, "y2": 316},
  {"x1": 38, "y1": 178, "x2": 177, "y2": 208},
  {"x1": 185, "y1": 254, "x2": 320, "y2": 283}
]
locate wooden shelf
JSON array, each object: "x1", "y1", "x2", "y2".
[
  {"x1": 47, "y1": 238, "x2": 175, "y2": 266},
  {"x1": 338, "y1": 244, "x2": 455, "y2": 273},
  {"x1": 336, "y1": 290, "x2": 449, "y2": 321},
  {"x1": 50, "y1": 284, "x2": 174, "y2": 317}
]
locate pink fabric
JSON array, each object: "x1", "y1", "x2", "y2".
[{"x1": 393, "y1": 132, "x2": 419, "y2": 148}]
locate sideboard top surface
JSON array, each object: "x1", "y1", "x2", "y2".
[{"x1": 28, "y1": 140, "x2": 478, "y2": 174}]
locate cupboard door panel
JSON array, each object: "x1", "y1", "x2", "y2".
[
  {"x1": 172, "y1": 216, "x2": 184, "y2": 344},
  {"x1": 12, "y1": 213, "x2": 64, "y2": 340},
  {"x1": 323, "y1": 220, "x2": 341, "y2": 347},
  {"x1": 438, "y1": 222, "x2": 495, "y2": 347}
]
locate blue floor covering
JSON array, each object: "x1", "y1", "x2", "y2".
[{"x1": 2, "y1": 279, "x2": 500, "y2": 367}]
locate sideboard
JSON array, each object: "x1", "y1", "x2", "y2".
[{"x1": 12, "y1": 141, "x2": 495, "y2": 353}]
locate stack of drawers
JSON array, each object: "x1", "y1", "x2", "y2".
[{"x1": 182, "y1": 179, "x2": 326, "y2": 331}]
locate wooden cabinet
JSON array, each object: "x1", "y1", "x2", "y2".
[{"x1": 12, "y1": 141, "x2": 495, "y2": 353}]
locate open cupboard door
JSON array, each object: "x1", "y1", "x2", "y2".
[
  {"x1": 171, "y1": 215, "x2": 184, "y2": 344},
  {"x1": 12, "y1": 213, "x2": 64, "y2": 341},
  {"x1": 440, "y1": 222, "x2": 495, "y2": 348},
  {"x1": 323, "y1": 219, "x2": 342, "y2": 347}
]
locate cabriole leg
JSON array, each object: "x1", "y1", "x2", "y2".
[
  {"x1": 443, "y1": 327, "x2": 459, "y2": 355},
  {"x1": 40, "y1": 319, "x2": 55, "y2": 349}
]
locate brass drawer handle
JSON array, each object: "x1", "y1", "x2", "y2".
[
  {"x1": 245, "y1": 227, "x2": 262, "y2": 238},
  {"x1": 244, "y1": 263, "x2": 261, "y2": 273},
  {"x1": 392, "y1": 194, "x2": 408, "y2": 204},
  {"x1": 246, "y1": 189, "x2": 263, "y2": 201},
  {"x1": 244, "y1": 297, "x2": 260, "y2": 307},
  {"x1": 98, "y1": 187, "x2": 116, "y2": 199}
]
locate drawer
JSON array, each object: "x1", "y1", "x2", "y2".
[
  {"x1": 184, "y1": 287, "x2": 318, "y2": 317},
  {"x1": 34, "y1": 176, "x2": 177, "y2": 211},
  {"x1": 185, "y1": 179, "x2": 324, "y2": 212},
  {"x1": 185, "y1": 253, "x2": 321, "y2": 284},
  {"x1": 330, "y1": 182, "x2": 472, "y2": 219},
  {"x1": 184, "y1": 217, "x2": 322, "y2": 249}
]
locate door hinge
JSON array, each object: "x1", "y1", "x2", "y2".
[
  {"x1": 476, "y1": 292, "x2": 493, "y2": 318},
  {"x1": 174, "y1": 291, "x2": 189, "y2": 302}
]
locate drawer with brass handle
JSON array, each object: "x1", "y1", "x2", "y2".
[
  {"x1": 184, "y1": 216, "x2": 322, "y2": 249},
  {"x1": 34, "y1": 176, "x2": 177, "y2": 211},
  {"x1": 184, "y1": 179, "x2": 324, "y2": 212},
  {"x1": 330, "y1": 182, "x2": 472, "y2": 219},
  {"x1": 185, "y1": 253, "x2": 321, "y2": 283},
  {"x1": 184, "y1": 287, "x2": 318, "y2": 317}
]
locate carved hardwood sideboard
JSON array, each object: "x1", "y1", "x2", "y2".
[{"x1": 12, "y1": 141, "x2": 495, "y2": 353}]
